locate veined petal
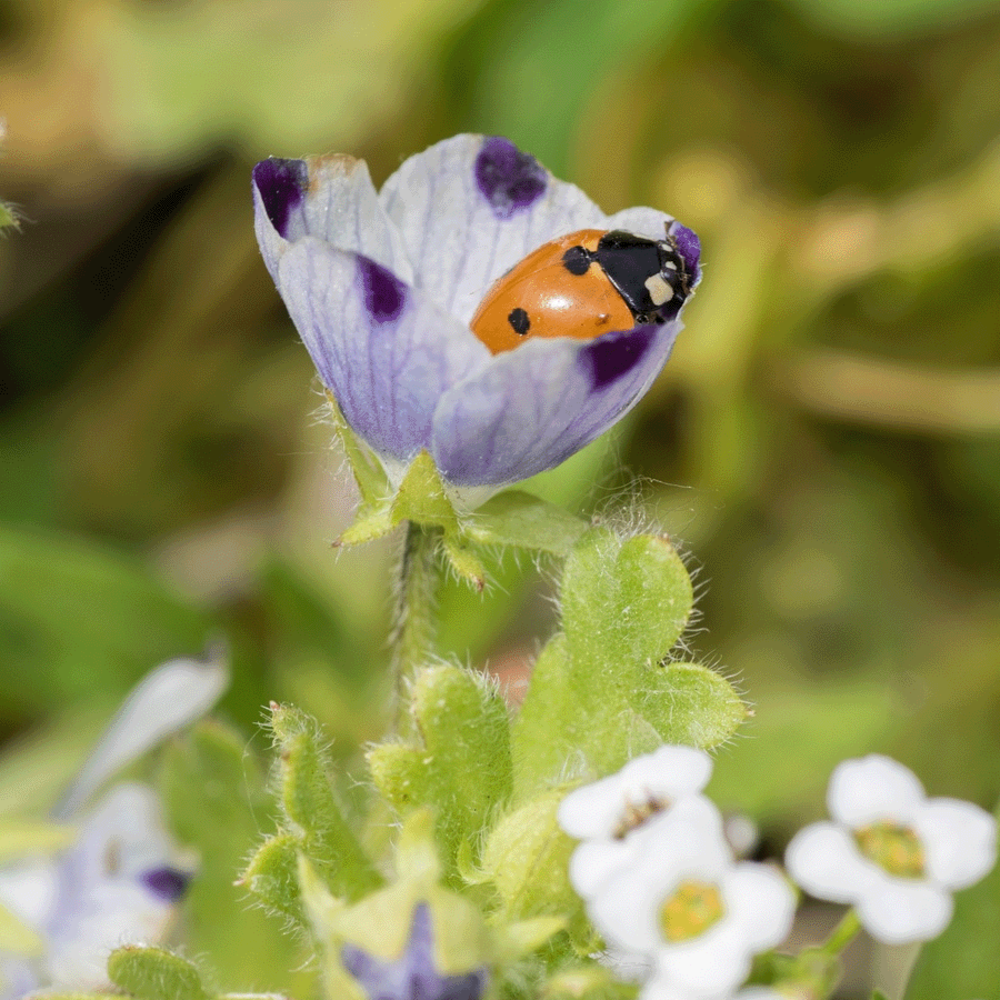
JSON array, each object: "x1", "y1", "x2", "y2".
[
  {"x1": 916, "y1": 798, "x2": 997, "y2": 889},
  {"x1": 827, "y1": 755, "x2": 925, "y2": 827},
  {"x1": 252, "y1": 155, "x2": 412, "y2": 286},
  {"x1": 379, "y1": 134, "x2": 606, "y2": 324},
  {"x1": 432, "y1": 322, "x2": 680, "y2": 487},
  {"x1": 277, "y1": 239, "x2": 491, "y2": 466}
]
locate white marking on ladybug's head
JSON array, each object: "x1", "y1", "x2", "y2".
[{"x1": 644, "y1": 273, "x2": 673, "y2": 306}]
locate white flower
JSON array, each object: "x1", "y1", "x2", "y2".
[
  {"x1": 558, "y1": 746, "x2": 713, "y2": 900},
  {"x1": 0, "y1": 654, "x2": 227, "y2": 997},
  {"x1": 587, "y1": 797, "x2": 795, "y2": 1000},
  {"x1": 785, "y1": 754, "x2": 998, "y2": 945}
]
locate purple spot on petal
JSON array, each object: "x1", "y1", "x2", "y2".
[
  {"x1": 253, "y1": 158, "x2": 308, "y2": 238},
  {"x1": 474, "y1": 137, "x2": 547, "y2": 220},
  {"x1": 581, "y1": 326, "x2": 658, "y2": 391},
  {"x1": 141, "y1": 866, "x2": 190, "y2": 903},
  {"x1": 358, "y1": 255, "x2": 407, "y2": 323},
  {"x1": 669, "y1": 222, "x2": 702, "y2": 283}
]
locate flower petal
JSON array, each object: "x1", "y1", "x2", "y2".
[
  {"x1": 253, "y1": 155, "x2": 412, "y2": 286},
  {"x1": 656, "y1": 915, "x2": 752, "y2": 997},
  {"x1": 827, "y1": 755, "x2": 925, "y2": 827},
  {"x1": 432, "y1": 322, "x2": 680, "y2": 486},
  {"x1": 721, "y1": 864, "x2": 795, "y2": 952},
  {"x1": 569, "y1": 839, "x2": 635, "y2": 901},
  {"x1": 916, "y1": 798, "x2": 998, "y2": 889},
  {"x1": 785, "y1": 822, "x2": 878, "y2": 904},
  {"x1": 55, "y1": 654, "x2": 228, "y2": 819},
  {"x1": 379, "y1": 134, "x2": 606, "y2": 324},
  {"x1": 558, "y1": 772, "x2": 632, "y2": 840},
  {"x1": 855, "y1": 877, "x2": 953, "y2": 944},
  {"x1": 620, "y1": 746, "x2": 713, "y2": 802},
  {"x1": 277, "y1": 239, "x2": 491, "y2": 466}
]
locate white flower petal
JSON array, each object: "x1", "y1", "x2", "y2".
[
  {"x1": 657, "y1": 915, "x2": 752, "y2": 996},
  {"x1": 915, "y1": 798, "x2": 997, "y2": 889},
  {"x1": 379, "y1": 134, "x2": 606, "y2": 324},
  {"x1": 558, "y1": 772, "x2": 632, "y2": 840},
  {"x1": 619, "y1": 746, "x2": 714, "y2": 803},
  {"x1": 722, "y1": 864, "x2": 795, "y2": 952},
  {"x1": 55, "y1": 654, "x2": 228, "y2": 819},
  {"x1": 785, "y1": 822, "x2": 878, "y2": 904},
  {"x1": 569, "y1": 839, "x2": 637, "y2": 901},
  {"x1": 855, "y1": 877, "x2": 953, "y2": 944},
  {"x1": 827, "y1": 755, "x2": 925, "y2": 827}
]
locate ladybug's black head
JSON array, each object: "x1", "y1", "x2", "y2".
[{"x1": 596, "y1": 229, "x2": 693, "y2": 324}]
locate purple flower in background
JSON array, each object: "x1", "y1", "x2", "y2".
[
  {"x1": 253, "y1": 134, "x2": 700, "y2": 490},
  {"x1": 341, "y1": 902, "x2": 487, "y2": 1000}
]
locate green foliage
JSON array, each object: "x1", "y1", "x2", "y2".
[
  {"x1": 513, "y1": 528, "x2": 746, "y2": 797},
  {"x1": 267, "y1": 704, "x2": 382, "y2": 899},
  {"x1": 159, "y1": 721, "x2": 303, "y2": 993},
  {"x1": 108, "y1": 946, "x2": 210, "y2": 1000},
  {"x1": 368, "y1": 665, "x2": 513, "y2": 883}
]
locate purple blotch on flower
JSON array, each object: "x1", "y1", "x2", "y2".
[
  {"x1": 253, "y1": 158, "x2": 308, "y2": 238},
  {"x1": 670, "y1": 222, "x2": 702, "y2": 284},
  {"x1": 358, "y1": 256, "x2": 407, "y2": 323},
  {"x1": 341, "y1": 902, "x2": 487, "y2": 1000},
  {"x1": 474, "y1": 137, "x2": 547, "y2": 220},
  {"x1": 141, "y1": 866, "x2": 190, "y2": 903},
  {"x1": 580, "y1": 326, "x2": 658, "y2": 391}
]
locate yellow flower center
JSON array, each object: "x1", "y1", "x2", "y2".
[
  {"x1": 613, "y1": 794, "x2": 668, "y2": 838},
  {"x1": 854, "y1": 821, "x2": 925, "y2": 878},
  {"x1": 658, "y1": 879, "x2": 725, "y2": 942}
]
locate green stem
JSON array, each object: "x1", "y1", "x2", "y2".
[
  {"x1": 392, "y1": 521, "x2": 442, "y2": 723},
  {"x1": 820, "y1": 908, "x2": 862, "y2": 956}
]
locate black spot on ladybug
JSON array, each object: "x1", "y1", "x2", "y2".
[
  {"x1": 508, "y1": 307, "x2": 530, "y2": 336},
  {"x1": 561, "y1": 245, "x2": 591, "y2": 276}
]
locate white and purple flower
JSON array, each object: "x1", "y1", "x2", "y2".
[
  {"x1": 252, "y1": 134, "x2": 700, "y2": 491},
  {"x1": 785, "y1": 754, "x2": 998, "y2": 945}
]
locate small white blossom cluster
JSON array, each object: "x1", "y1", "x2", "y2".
[
  {"x1": 558, "y1": 747, "x2": 794, "y2": 1000},
  {"x1": 559, "y1": 748, "x2": 998, "y2": 1000}
]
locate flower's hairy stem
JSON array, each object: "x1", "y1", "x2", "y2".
[
  {"x1": 392, "y1": 521, "x2": 442, "y2": 727},
  {"x1": 820, "y1": 908, "x2": 862, "y2": 957}
]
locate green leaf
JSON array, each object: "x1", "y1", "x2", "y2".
[
  {"x1": 514, "y1": 529, "x2": 745, "y2": 797},
  {"x1": 0, "y1": 900, "x2": 43, "y2": 956},
  {"x1": 269, "y1": 704, "x2": 382, "y2": 899},
  {"x1": 107, "y1": 946, "x2": 210, "y2": 1000},
  {"x1": 159, "y1": 721, "x2": 304, "y2": 992},
  {"x1": 367, "y1": 665, "x2": 513, "y2": 883},
  {"x1": 561, "y1": 528, "x2": 693, "y2": 671},
  {"x1": 463, "y1": 491, "x2": 589, "y2": 555},
  {"x1": 480, "y1": 789, "x2": 579, "y2": 922}
]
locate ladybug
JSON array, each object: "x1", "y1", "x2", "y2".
[{"x1": 470, "y1": 228, "x2": 693, "y2": 354}]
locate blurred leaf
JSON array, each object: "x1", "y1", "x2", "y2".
[
  {"x1": 108, "y1": 946, "x2": 209, "y2": 1000},
  {"x1": 788, "y1": 0, "x2": 1000, "y2": 36},
  {"x1": 160, "y1": 720, "x2": 305, "y2": 994},
  {"x1": 0, "y1": 524, "x2": 211, "y2": 714}
]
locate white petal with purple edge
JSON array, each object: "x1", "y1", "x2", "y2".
[
  {"x1": 432, "y1": 322, "x2": 680, "y2": 486},
  {"x1": 916, "y1": 798, "x2": 997, "y2": 888},
  {"x1": 277, "y1": 238, "x2": 491, "y2": 467},
  {"x1": 379, "y1": 134, "x2": 606, "y2": 324},
  {"x1": 855, "y1": 877, "x2": 953, "y2": 944},
  {"x1": 827, "y1": 755, "x2": 925, "y2": 827},
  {"x1": 253, "y1": 155, "x2": 412, "y2": 287}
]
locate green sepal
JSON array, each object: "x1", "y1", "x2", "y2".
[
  {"x1": 0, "y1": 201, "x2": 17, "y2": 233},
  {"x1": 107, "y1": 946, "x2": 210, "y2": 1000},
  {"x1": 463, "y1": 491, "x2": 589, "y2": 555},
  {"x1": 326, "y1": 394, "x2": 390, "y2": 508},
  {"x1": 268, "y1": 704, "x2": 382, "y2": 900},
  {"x1": 367, "y1": 665, "x2": 513, "y2": 883},
  {"x1": 241, "y1": 831, "x2": 309, "y2": 930},
  {"x1": 514, "y1": 528, "x2": 747, "y2": 797},
  {"x1": 479, "y1": 789, "x2": 580, "y2": 923}
]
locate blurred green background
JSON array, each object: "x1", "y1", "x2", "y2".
[{"x1": 1, "y1": 0, "x2": 999, "y2": 994}]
